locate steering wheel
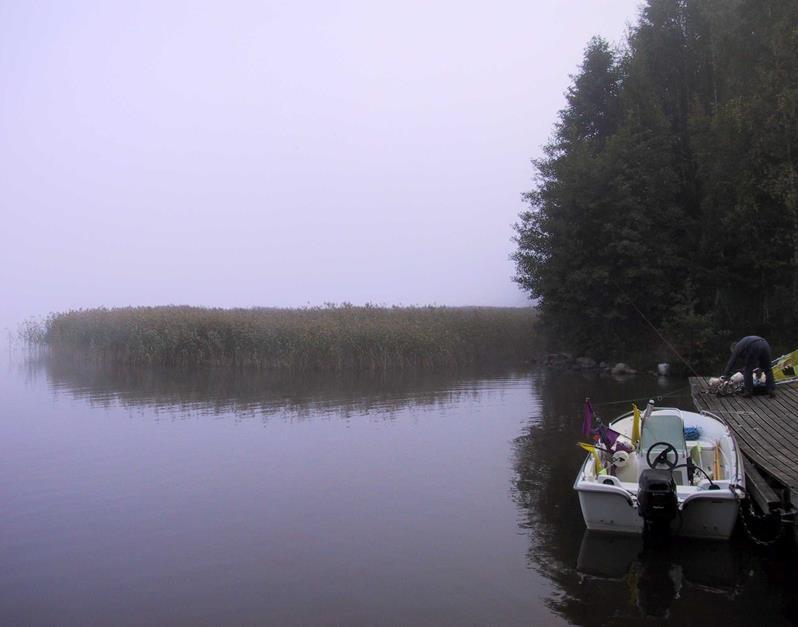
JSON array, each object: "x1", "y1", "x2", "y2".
[{"x1": 646, "y1": 441, "x2": 678, "y2": 470}]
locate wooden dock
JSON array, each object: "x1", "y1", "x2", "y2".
[{"x1": 689, "y1": 377, "x2": 797, "y2": 516}]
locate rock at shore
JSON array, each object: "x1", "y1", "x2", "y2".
[
  {"x1": 542, "y1": 354, "x2": 637, "y2": 373},
  {"x1": 544, "y1": 353, "x2": 573, "y2": 367},
  {"x1": 611, "y1": 362, "x2": 637, "y2": 375}
]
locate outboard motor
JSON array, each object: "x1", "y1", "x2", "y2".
[{"x1": 638, "y1": 469, "x2": 678, "y2": 530}]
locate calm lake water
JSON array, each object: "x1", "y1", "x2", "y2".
[{"x1": 2, "y1": 354, "x2": 796, "y2": 625}]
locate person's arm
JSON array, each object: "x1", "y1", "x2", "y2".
[{"x1": 724, "y1": 342, "x2": 744, "y2": 378}]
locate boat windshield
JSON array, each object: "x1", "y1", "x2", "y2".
[{"x1": 640, "y1": 413, "x2": 686, "y2": 452}]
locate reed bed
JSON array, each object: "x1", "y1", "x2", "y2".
[{"x1": 31, "y1": 305, "x2": 538, "y2": 372}]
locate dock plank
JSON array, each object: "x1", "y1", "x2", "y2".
[
  {"x1": 743, "y1": 457, "x2": 782, "y2": 512},
  {"x1": 691, "y1": 391, "x2": 794, "y2": 486},
  {"x1": 720, "y1": 397, "x2": 798, "y2": 462},
  {"x1": 689, "y1": 376, "x2": 798, "y2": 503},
  {"x1": 717, "y1": 398, "x2": 798, "y2": 483}
]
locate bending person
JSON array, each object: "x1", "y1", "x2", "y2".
[{"x1": 724, "y1": 335, "x2": 776, "y2": 398}]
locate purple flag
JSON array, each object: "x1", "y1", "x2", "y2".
[
  {"x1": 597, "y1": 425, "x2": 617, "y2": 448},
  {"x1": 597, "y1": 424, "x2": 617, "y2": 448},
  {"x1": 615, "y1": 440, "x2": 634, "y2": 453},
  {"x1": 597, "y1": 425, "x2": 632, "y2": 452},
  {"x1": 582, "y1": 398, "x2": 594, "y2": 438}
]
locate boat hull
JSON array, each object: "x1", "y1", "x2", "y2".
[
  {"x1": 577, "y1": 487, "x2": 643, "y2": 535},
  {"x1": 576, "y1": 484, "x2": 739, "y2": 539}
]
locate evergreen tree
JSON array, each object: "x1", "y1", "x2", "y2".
[
  {"x1": 514, "y1": 37, "x2": 625, "y2": 353},
  {"x1": 514, "y1": 0, "x2": 798, "y2": 366}
]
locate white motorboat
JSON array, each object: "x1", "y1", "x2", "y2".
[{"x1": 574, "y1": 401, "x2": 745, "y2": 540}]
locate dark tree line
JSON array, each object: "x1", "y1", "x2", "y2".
[{"x1": 513, "y1": 0, "x2": 798, "y2": 369}]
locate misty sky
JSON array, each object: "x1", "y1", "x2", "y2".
[{"x1": 1, "y1": 1, "x2": 640, "y2": 329}]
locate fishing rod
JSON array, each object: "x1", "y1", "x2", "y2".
[{"x1": 611, "y1": 280, "x2": 703, "y2": 378}]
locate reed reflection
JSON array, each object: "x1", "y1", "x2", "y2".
[{"x1": 23, "y1": 353, "x2": 527, "y2": 420}]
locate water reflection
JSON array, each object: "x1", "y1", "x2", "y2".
[
  {"x1": 22, "y1": 353, "x2": 526, "y2": 420},
  {"x1": 3, "y1": 354, "x2": 557, "y2": 625},
  {"x1": 5, "y1": 353, "x2": 798, "y2": 624},
  {"x1": 513, "y1": 370, "x2": 798, "y2": 626},
  {"x1": 577, "y1": 532, "x2": 744, "y2": 617}
]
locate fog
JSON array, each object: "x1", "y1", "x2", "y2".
[{"x1": 0, "y1": 0, "x2": 639, "y2": 332}]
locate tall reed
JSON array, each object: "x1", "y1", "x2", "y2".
[{"x1": 30, "y1": 305, "x2": 538, "y2": 372}]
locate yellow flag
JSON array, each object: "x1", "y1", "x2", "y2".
[
  {"x1": 632, "y1": 403, "x2": 641, "y2": 447},
  {"x1": 578, "y1": 442, "x2": 602, "y2": 475},
  {"x1": 773, "y1": 348, "x2": 798, "y2": 382}
]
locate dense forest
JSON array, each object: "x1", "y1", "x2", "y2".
[{"x1": 513, "y1": 0, "x2": 798, "y2": 369}]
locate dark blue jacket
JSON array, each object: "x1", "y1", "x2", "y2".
[{"x1": 724, "y1": 335, "x2": 767, "y2": 377}]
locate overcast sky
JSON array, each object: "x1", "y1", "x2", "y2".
[{"x1": 0, "y1": 0, "x2": 640, "y2": 330}]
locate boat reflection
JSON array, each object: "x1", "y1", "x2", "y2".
[{"x1": 577, "y1": 532, "x2": 742, "y2": 618}]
